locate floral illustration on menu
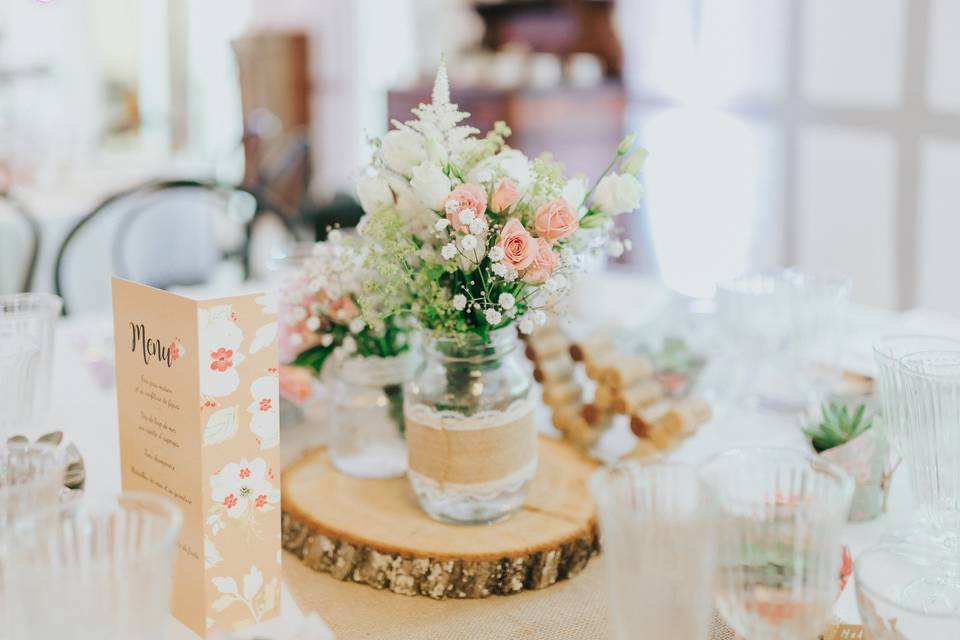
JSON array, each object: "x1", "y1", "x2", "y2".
[
  {"x1": 207, "y1": 457, "x2": 279, "y2": 537},
  {"x1": 248, "y1": 373, "x2": 279, "y2": 449},
  {"x1": 211, "y1": 565, "x2": 279, "y2": 627},
  {"x1": 199, "y1": 305, "x2": 246, "y2": 400}
]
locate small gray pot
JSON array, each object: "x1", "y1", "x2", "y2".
[{"x1": 818, "y1": 427, "x2": 891, "y2": 522}]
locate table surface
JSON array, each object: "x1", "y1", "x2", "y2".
[{"x1": 44, "y1": 273, "x2": 960, "y2": 639}]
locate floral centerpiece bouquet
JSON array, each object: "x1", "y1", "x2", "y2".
[
  {"x1": 281, "y1": 236, "x2": 415, "y2": 478},
  {"x1": 354, "y1": 59, "x2": 646, "y2": 522}
]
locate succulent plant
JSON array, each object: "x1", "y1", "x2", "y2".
[{"x1": 803, "y1": 402, "x2": 873, "y2": 453}]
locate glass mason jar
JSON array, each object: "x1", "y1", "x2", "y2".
[
  {"x1": 329, "y1": 351, "x2": 416, "y2": 479},
  {"x1": 404, "y1": 328, "x2": 537, "y2": 524}
]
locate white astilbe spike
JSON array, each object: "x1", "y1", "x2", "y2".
[{"x1": 431, "y1": 53, "x2": 450, "y2": 106}]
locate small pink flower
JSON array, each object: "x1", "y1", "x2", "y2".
[
  {"x1": 255, "y1": 494, "x2": 268, "y2": 508},
  {"x1": 210, "y1": 348, "x2": 233, "y2": 372},
  {"x1": 330, "y1": 296, "x2": 359, "y2": 322},
  {"x1": 239, "y1": 467, "x2": 251, "y2": 479},
  {"x1": 445, "y1": 183, "x2": 488, "y2": 232},
  {"x1": 259, "y1": 398, "x2": 272, "y2": 412},
  {"x1": 496, "y1": 218, "x2": 537, "y2": 271},
  {"x1": 223, "y1": 494, "x2": 237, "y2": 509},
  {"x1": 168, "y1": 341, "x2": 179, "y2": 362},
  {"x1": 490, "y1": 177, "x2": 520, "y2": 214},
  {"x1": 534, "y1": 198, "x2": 579, "y2": 242},
  {"x1": 523, "y1": 238, "x2": 561, "y2": 283}
]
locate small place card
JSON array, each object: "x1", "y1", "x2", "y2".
[
  {"x1": 112, "y1": 279, "x2": 281, "y2": 636},
  {"x1": 822, "y1": 624, "x2": 865, "y2": 640}
]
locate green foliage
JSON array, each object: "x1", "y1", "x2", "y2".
[{"x1": 803, "y1": 402, "x2": 873, "y2": 453}]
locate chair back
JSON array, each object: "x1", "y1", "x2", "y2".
[{"x1": 0, "y1": 193, "x2": 40, "y2": 293}]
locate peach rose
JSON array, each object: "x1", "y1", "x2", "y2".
[
  {"x1": 534, "y1": 198, "x2": 579, "y2": 242},
  {"x1": 490, "y1": 177, "x2": 520, "y2": 213},
  {"x1": 444, "y1": 183, "x2": 488, "y2": 232},
  {"x1": 496, "y1": 218, "x2": 537, "y2": 271},
  {"x1": 330, "y1": 296, "x2": 359, "y2": 322},
  {"x1": 279, "y1": 366, "x2": 313, "y2": 406},
  {"x1": 523, "y1": 239, "x2": 561, "y2": 283}
]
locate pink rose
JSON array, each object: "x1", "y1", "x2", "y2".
[
  {"x1": 534, "y1": 198, "x2": 579, "y2": 242},
  {"x1": 490, "y1": 177, "x2": 520, "y2": 214},
  {"x1": 279, "y1": 366, "x2": 313, "y2": 406},
  {"x1": 523, "y1": 239, "x2": 561, "y2": 283},
  {"x1": 496, "y1": 218, "x2": 537, "y2": 271},
  {"x1": 444, "y1": 183, "x2": 488, "y2": 232}
]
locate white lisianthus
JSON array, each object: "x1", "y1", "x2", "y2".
[
  {"x1": 617, "y1": 133, "x2": 637, "y2": 156},
  {"x1": 434, "y1": 218, "x2": 450, "y2": 231},
  {"x1": 305, "y1": 316, "x2": 321, "y2": 332},
  {"x1": 488, "y1": 246, "x2": 505, "y2": 262},
  {"x1": 410, "y1": 161, "x2": 451, "y2": 210},
  {"x1": 592, "y1": 173, "x2": 643, "y2": 216},
  {"x1": 468, "y1": 218, "x2": 486, "y2": 235},
  {"x1": 498, "y1": 293, "x2": 515, "y2": 310},
  {"x1": 561, "y1": 177, "x2": 588, "y2": 213},
  {"x1": 381, "y1": 129, "x2": 427, "y2": 177},
  {"x1": 452, "y1": 294, "x2": 467, "y2": 310},
  {"x1": 441, "y1": 243, "x2": 457, "y2": 260},
  {"x1": 518, "y1": 317, "x2": 534, "y2": 335},
  {"x1": 356, "y1": 175, "x2": 393, "y2": 214},
  {"x1": 621, "y1": 148, "x2": 648, "y2": 177},
  {"x1": 484, "y1": 308, "x2": 502, "y2": 325},
  {"x1": 460, "y1": 234, "x2": 478, "y2": 251},
  {"x1": 349, "y1": 317, "x2": 366, "y2": 334}
]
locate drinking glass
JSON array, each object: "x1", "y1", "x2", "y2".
[
  {"x1": 898, "y1": 350, "x2": 960, "y2": 544},
  {"x1": 787, "y1": 270, "x2": 852, "y2": 400},
  {"x1": 699, "y1": 447, "x2": 853, "y2": 640},
  {"x1": 0, "y1": 293, "x2": 63, "y2": 439},
  {"x1": 590, "y1": 462, "x2": 716, "y2": 640},
  {"x1": 5, "y1": 492, "x2": 183, "y2": 640},
  {"x1": 856, "y1": 545, "x2": 960, "y2": 638}
]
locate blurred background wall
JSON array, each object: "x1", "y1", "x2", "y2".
[{"x1": 1, "y1": 0, "x2": 958, "y2": 314}]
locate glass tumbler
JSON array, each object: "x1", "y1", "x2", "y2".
[
  {"x1": 0, "y1": 293, "x2": 63, "y2": 439},
  {"x1": 5, "y1": 492, "x2": 183, "y2": 640},
  {"x1": 699, "y1": 447, "x2": 854, "y2": 640},
  {"x1": 856, "y1": 545, "x2": 960, "y2": 637},
  {"x1": 590, "y1": 462, "x2": 716, "y2": 640}
]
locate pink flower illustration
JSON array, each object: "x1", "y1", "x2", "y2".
[{"x1": 210, "y1": 348, "x2": 234, "y2": 372}]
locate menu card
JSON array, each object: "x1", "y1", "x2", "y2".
[{"x1": 112, "y1": 278, "x2": 281, "y2": 636}]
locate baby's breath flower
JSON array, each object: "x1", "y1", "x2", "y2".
[
  {"x1": 349, "y1": 317, "x2": 366, "y2": 334},
  {"x1": 518, "y1": 317, "x2": 534, "y2": 334},
  {"x1": 460, "y1": 234, "x2": 478, "y2": 251},
  {"x1": 434, "y1": 218, "x2": 450, "y2": 231},
  {"x1": 453, "y1": 294, "x2": 467, "y2": 310},
  {"x1": 441, "y1": 243, "x2": 457, "y2": 260},
  {"x1": 342, "y1": 336, "x2": 357, "y2": 353},
  {"x1": 488, "y1": 246, "x2": 504, "y2": 262},
  {"x1": 491, "y1": 262, "x2": 508, "y2": 278},
  {"x1": 498, "y1": 293, "x2": 515, "y2": 310},
  {"x1": 305, "y1": 316, "x2": 321, "y2": 332},
  {"x1": 484, "y1": 308, "x2": 502, "y2": 325},
  {"x1": 531, "y1": 310, "x2": 547, "y2": 326},
  {"x1": 320, "y1": 333, "x2": 334, "y2": 347},
  {"x1": 458, "y1": 208, "x2": 476, "y2": 225},
  {"x1": 289, "y1": 333, "x2": 304, "y2": 346},
  {"x1": 468, "y1": 218, "x2": 485, "y2": 235}
]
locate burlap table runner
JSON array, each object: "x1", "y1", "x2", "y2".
[{"x1": 283, "y1": 552, "x2": 737, "y2": 639}]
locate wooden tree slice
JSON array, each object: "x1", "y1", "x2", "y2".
[{"x1": 281, "y1": 436, "x2": 599, "y2": 599}]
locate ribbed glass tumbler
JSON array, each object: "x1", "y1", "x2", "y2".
[
  {"x1": 5, "y1": 493, "x2": 183, "y2": 640},
  {"x1": 699, "y1": 447, "x2": 853, "y2": 640},
  {"x1": 590, "y1": 462, "x2": 716, "y2": 640}
]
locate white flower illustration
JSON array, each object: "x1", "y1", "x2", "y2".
[
  {"x1": 211, "y1": 565, "x2": 279, "y2": 625},
  {"x1": 198, "y1": 305, "x2": 246, "y2": 397},
  {"x1": 249, "y1": 321, "x2": 278, "y2": 355},
  {"x1": 247, "y1": 375, "x2": 279, "y2": 449},
  {"x1": 210, "y1": 457, "x2": 279, "y2": 520},
  {"x1": 203, "y1": 405, "x2": 239, "y2": 447},
  {"x1": 204, "y1": 536, "x2": 223, "y2": 569},
  {"x1": 255, "y1": 292, "x2": 278, "y2": 315}
]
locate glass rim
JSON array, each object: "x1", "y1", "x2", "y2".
[
  {"x1": 0, "y1": 441, "x2": 69, "y2": 492},
  {"x1": 697, "y1": 446, "x2": 855, "y2": 503},
  {"x1": 11, "y1": 491, "x2": 184, "y2": 567},
  {"x1": 873, "y1": 334, "x2": 960, "y2": 364},
  {"x1": 898, "y1": 349, "x2": 960, "y2": 381},
  {"x1": 854, "y1": 544, "x2": 960, "y2": 621},
  {"x1": 589, "y1": 460, "x2": 698, "y2": 506},
  {"x1": 0, "y1": 292, "x2": 64, "y2": 313}
]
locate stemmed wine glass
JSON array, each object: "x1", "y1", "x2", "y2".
[{"x1": 699, "y1": 447, "x2": 853, "y2": 640}]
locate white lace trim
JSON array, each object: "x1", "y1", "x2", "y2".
[
  {"x1": 404, "y1": 400, "x2": 534, "y2": 431},
  {"x1": 408, "y1": 457, "x2": 538, "y2": 502}
]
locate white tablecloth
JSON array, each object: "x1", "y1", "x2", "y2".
[{"x1": 44, "y1": 273, "x2": 960, "y2": 637}]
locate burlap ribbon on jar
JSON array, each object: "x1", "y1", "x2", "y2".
[{"x1": 405, "y1": 405, "x2": 537, "y2": 487}]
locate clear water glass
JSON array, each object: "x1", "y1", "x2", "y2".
[
  {"x1": 856, "y1": 545, "x2": 960, "y2": 637},
  {"x1": 699, "y1": 447, "x2": 854, "y2": 640},
  {"x1": 329, "y1": 352, "x2": 416, "y2": 478},
  {"x1": 873, "y1": 335, "x2": 960, "y2": 457},
  {"x1": 898, "y1": 350, "x2": 960, "y2": 542},
  {"x1": 590, "y1": 462, "x2": 716, "y2": 640},
  {"x1": 0, "y1": 293, "x2": 63, "y2": 439},
  {"x1": 5, "y1": 492, "x2": 182, "y2": 640}
]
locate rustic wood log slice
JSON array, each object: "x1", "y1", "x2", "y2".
[{"x1": 282, "y1": 436, "x2": 599, "y2": 600}]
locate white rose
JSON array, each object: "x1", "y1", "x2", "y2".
[
  {"x1": 484, "y1": 308, "x2": 502, "y2": 325},
  {"x1": 592, "y1": 173, "x2": 643, "y2": 216},
  {"x1": 453, "y1": 294, "x2": 467, "y2": 311},
  {"x1": 561, "y1": 177, "x2": 587, "y2": 213},
  {"x1": 356, "y1": 174, "x2": 393, "y2": 214},
  {"x1": 409, "y1": 161, "x2": 451, "y2": 210},
  {"x1": 498, "y1": 293, "x2": 515, "y2": 310},
  {"x1": 381, "y1": 129, "x2": 427, "y2": 177}
]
